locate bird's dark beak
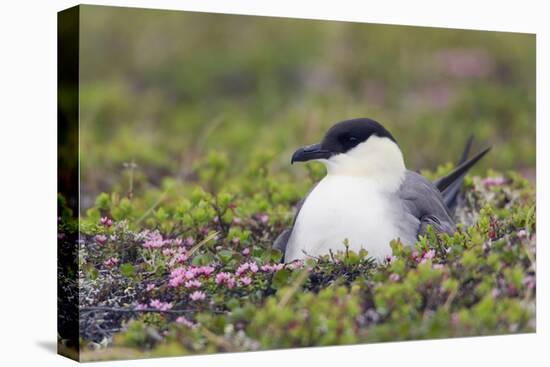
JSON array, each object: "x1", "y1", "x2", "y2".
[{"x1": 291, "y1": 143, "x2": 332, "y2": 164}]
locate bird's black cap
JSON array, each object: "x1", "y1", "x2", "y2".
[{"x1": 291, "y1": 118, "x2": 397, "y2": 164}]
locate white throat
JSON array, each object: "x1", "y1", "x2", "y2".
[{"x1": 322, "y1": 136, "x2": 406, "y2": 192}]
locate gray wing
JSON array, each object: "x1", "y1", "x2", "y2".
[
  {"x1": 273, "y1": 183, "x2": 318, "y2": 254},
  {"x1": 397, "y1": 171, "x2": 456, "y2": 237}
]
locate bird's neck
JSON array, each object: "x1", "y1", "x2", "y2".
[{"x1": 323, "y1": 136, "x2": 406, "y2": 192}]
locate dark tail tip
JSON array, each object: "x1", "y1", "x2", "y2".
[{"x1": 435, "y1": 136, "x2": 491, "y2": 211}]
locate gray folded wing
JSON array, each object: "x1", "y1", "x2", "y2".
[{"x1": 397, "y1": 170, "x2": 456, "y2": 237}]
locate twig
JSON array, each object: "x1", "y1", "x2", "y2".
[
  {"x1": 277, "y1": 269, "x2": 309, "y2": 308},
  {"x1": 200, "y1": 327, "x2": 235, "y2": 352},
  {"x1": 136, "y1": 191, "x2": 167, "y2": 224},
  {"x1": 80, "y1": 306, "x2": 226, "y2": 315},
  {"x1": 187, "y1": 231, "x2": 219, "y2": 257}
]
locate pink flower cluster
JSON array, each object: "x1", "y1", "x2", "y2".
[
  {"x1": 162, "y1": 248, "x2": 176, "y2": 257},
  {"x1": 240, "y1": 276, "x2": 252, "y2": 286},
  {"x1": 184, "y1": 279, "x2": 202, "y2": 289},
  {"x1": 149, "y1": 299, "x2": 173, "y2": 311},
  {"x1": 176, "y1": 316, "x2": 197, "y2": 329},
  {"x1": 189, "y1": 291, "x2": 206, "y2": 301},
  {"x1": 415, "y1": 249, "x2": 436, "y2": 264},
  {"x1": 183, "y1": 237, "x2": 195, "y2": 247},
  {"x1": 100, "y1": 216, "x2": 113, "y2": 227},
  {"x1": 164, "y1": 247, "x2": 190, "y2": 268},
  {"x1": 215, "y1": 272, "x2": 236, "y2": 288},
  {"x1": 172, "y1": 237, "x2": 195, "y2": 248},
  {"x1": 258, "y1": 214, "x2": 269, "y2": 224},
  {"x1": 103, "y1": 257, "x2": 119, "y2": 268},
  {"x1": 389, "y1": 273, "x2": 400, "y2": 282},
  {"x1": 287, "y1": 260, "x2": 304, "y2": 270},
  {"x1": 169, "y1": 265, "x2": 215, "y2": 288},
  {"x1": 481, "y1": 177, "x2": 505, "y2": 187},
  {"x1": 236, "y1": 261, "x2": 259, "y2": 276},
  {"x1": 174, "y1": 252, "x2": 190, "y2": 264},
  {"x1": 94, "y1": 234, "x2": 107, "y2": 246},
  {"x1": 142, "y1": 230, "x2": 170, "y2": 249},
  {"x1": 135, "y1": 303, "x2": 148, "y2": 311},
  {"x1": 146, "y1": 283, "x2": 156, "y2": 292},
  {"x1": 260, "y1": 263, "x2": 284, "y2": 273},
  {"x1": 517, "y1": 229, "x2": 528, "y2": 239}
]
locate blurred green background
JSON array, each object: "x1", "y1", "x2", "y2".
[{"x1": 78, "y1": 5, "x2": 535, "y2": 209}]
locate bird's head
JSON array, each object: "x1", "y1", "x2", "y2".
[{"x1": 291, "y1": 118, "x2": 406, "y2": 188}]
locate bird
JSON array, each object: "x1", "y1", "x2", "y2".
[{"x1": 274, "y1": 117, "x2": 490, "y2": 263}]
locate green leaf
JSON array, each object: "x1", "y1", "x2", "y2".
[
  {"x1": 120, "y1": 263, "x2": 135, "y2": 278},
  {"x1": 218, "y1": 249, "x2": 234, "y2": 264},
  {"x1": 271, "y1": 268, "x2": 291, "y2": 290}
]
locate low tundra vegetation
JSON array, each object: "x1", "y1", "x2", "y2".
[{"x1": 59, "y1": 154, "x2": 535, "y2": 361}]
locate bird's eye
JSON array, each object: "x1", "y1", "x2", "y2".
[{"x1": 348, "y1": 136, "x2": 358, "y2": 143}]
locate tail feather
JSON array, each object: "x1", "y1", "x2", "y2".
[
  {"x1": 434, "y1": 137, "x2": 491, "y2": 211},
  {"x1": 439, "y1": 135, "x2": 474, "y2": 210}
]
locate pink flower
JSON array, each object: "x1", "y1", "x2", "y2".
[
  {"x1": 215, "y1": 272, "x2": 236, "y2": 289},
  {"x1": 135, "y1": 303, "x2": 148, "y2": 311},
  {"x1": 215, "y1": 272, "x2": 229, "y2": 283},
  {"x1": 385, "y1": 255, "x2": 393, "y2": 263},
  {"x1": 227, "y1": 277, "x2": 236, "y2": 288},
  {"x1": 172, "y1": 238, "x2": 183, "y2": 246},
  {"x1": 146, "y1": 283, "x2": 156, "y2": 292},
  {"x1": 184, "y1": 279, "x2": 202, "y2": 289},
  {"x1": 233, "y1": 217, "x2": 242, "y2": 225},
  {"x1": 103, "y1": 257, "x2": 119, "y2": 268},
  {"x1": 169, "y1": 267, "x2": 187, "y2": 288},
  {"x1": 517, "y1": 229, "x2": 528, "y2": 239},
  {"x1": 143, "y1": 230, "x2": 169, "y2": 249},
  {"x1": 163, "y1": 248, "x2": 176, "y2": 257},
  {"x1": 236, "y1": 263, "x2": 249, "y2": 276},
  {"x1": 287, "y1": 260, "x2": 303, "y2": 270},
  {"x1": 94, "y1": 234, "x2": 107, "y2": 246},
  {"x1": 149, "y1": 299, "x2": 173, "y2": 311},
  {"x1": 236, "y1": 261, "x2": 259, "y2": 276},
  {"x1": 261, "y1": 263, "x2": 284, "y2": 272},
  {"x1": 169, "y1": 277, "x2": 183, "y2": 288},
  {"x1": 481, "y1": 177, "x2": 505, "y2": 187},
  {"x1": 196, "y1": 265, "x2": 215, "y2": 277},
  {"x1": 100, "y1": 217, "x2": 113, "y2": 227},
  {"x1": 175, "y1": 252, "x2": 189, "y2": 264},
  {"x1": 184, "y1": 269, "x2": 196, "y2": 280},
  {"x1": 176, "y1": 316, "x2": 197, "y2": 329},
  {"x1": 242, "y1": 247, "x2": 250, "y2": 256},
  {"x1": 523, "y1": 275, "x2": 536, "y2": 289},
  {"x1": 183, "y1": 237, "x2": 195, "y2": 247},
  {"x1": 189, "y1": 291, "x2": 206, "y2": 301},
  {"x1": 240, "y1": 276, "x2": 252, "y2": 286},
  {"x1": 389, "y1": 273, "x2": 400, "y2": 282},
  {"x1": 423, "y1": 250, "x2": 436, "y2": 260},
  {"x1": 259, "y1": 214, "x2": 269, "y2": 224}
]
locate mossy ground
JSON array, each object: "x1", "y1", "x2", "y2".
[{"x1": 58, "y1": 164, "x2": 535, "y2": 361}]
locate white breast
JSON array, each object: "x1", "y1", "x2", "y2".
[{"x1": 285, "y1": 175, "x2": 406, "y2": 262}]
